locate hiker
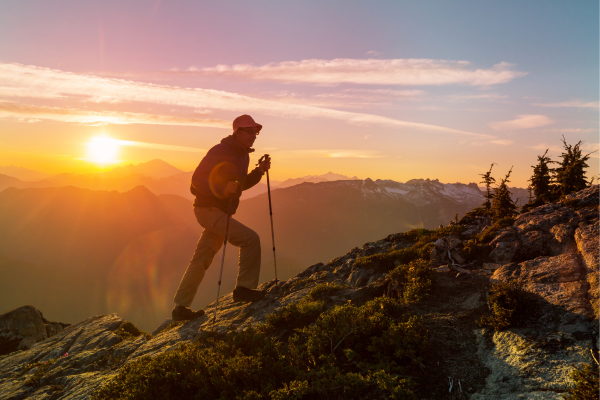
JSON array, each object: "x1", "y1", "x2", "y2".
[{"x1": 172, "y1": 114, "x2": 271, "y2": 321}]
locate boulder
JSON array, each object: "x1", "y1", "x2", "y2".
[
  {"x1": 575, "y1": 219, "x2": 599, "y2": 319},
  {"x1": 492, "y1": 254, "x2": 591, "y2": 321},
  {"x1": 0, "y1": 306, "x2": 48, "y2": 356}
]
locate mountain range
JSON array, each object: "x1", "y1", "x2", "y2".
[
  {"x1": 0, "y1": 185, "x2": 597, "y2": 399},
  {"x1": 0, "y1": 176, "x2": 488, "y2": 332}
]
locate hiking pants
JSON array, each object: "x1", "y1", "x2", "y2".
[{"x1": 173, "y1": 206, "x2": 261, "y2": 307}]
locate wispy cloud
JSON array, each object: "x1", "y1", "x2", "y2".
[
  {"x1": 447, "y1": 93, "x2": 508, "y2": 102},
  {"x1": 490, "y1": 139, "x2": 514, "y2": 145},
  {"x1": 276, "y1": 149, "x2": 385, "y2": 159},
  {"x1": 542, "y1": 128, "x2": 597, "y2": 133},
  {"x1": 365, "y1": 51, "x2": 382, "y2": 56},
  {"x1": 179, "y1": 59, "x2": 527, "y2": 86},
  {"x1": 489, "y1": 114, "x2": 554, "y2": 131},
  {"x1": 0, "y1": 62, "x2": 493, "y2": 138},
  {"x1": 0, "y1": 102, "x2": 230, "y2": 128},
  {"x1": 535, "y1": 101, "x2": 599, "y2": 108},
  {"x1": 116, "y1": 139, "x2": 205, "y2": 153}
]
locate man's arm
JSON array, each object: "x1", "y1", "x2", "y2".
[{"x1": 243, "y1": 167, "x2": 263, "y2": 190}]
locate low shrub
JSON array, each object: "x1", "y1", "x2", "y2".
[
  {"x1": 462, "y1": 239, "x2": 492, "y2": 262},
  {"x1": 259, "y1": 283, "x2": 346, "y2": 335},
  {"x1": 565, "y1": 362, "x2": 599, "y2": 400},
  {"x1": 386, "y1": 259, "x2": 436, "y2": 302},
  {"x1": 355, "y1": 240, "x2": 436, "y2": 272},
  {"x1": 478, "y1": 281, "x2": 526, "y2": 331},
  {"x1": 93, "y1": 297, "x2": 427, "y2": 400},
  {"x1": 115, "y1": 321, "x2": 151, "y2": 340},
  {"x1": 476, "y1": 217, "x2": 514, "y2": 243},
  {"x1": 23, "y1": 359, "x2": 56, "y2": 386}
]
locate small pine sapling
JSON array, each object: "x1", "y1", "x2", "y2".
[
  {"x1": 528, "y1": 148, "x2": 556, "y2": 203},
  {"x1": 491, "y1": 167, "x2": 517, "y2": 221},
  {"x1": 554, "y1": 136, "x2": 596, "y2": 196},
  {"x1": 479, "y1": 163, "x2": 496, "y2": 214}
]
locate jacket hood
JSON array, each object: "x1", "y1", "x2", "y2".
[{"x1": 221, "y1": 135, "x2": 255, "y2": 154}]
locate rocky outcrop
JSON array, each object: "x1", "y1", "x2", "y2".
[
  {"x1": 0, "y1": 186, "x2": 597, "y2": 400},
  {"x1": 0, "y1": 306, "x2": 67, "y2": 357}
]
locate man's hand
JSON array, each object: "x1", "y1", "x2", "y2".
[
  {"x1": 223, "y1": 181, "x2": 238, "y2": 197},
  {"x1": 259, "y1": 155, "x2": 271, "y2": 174}
]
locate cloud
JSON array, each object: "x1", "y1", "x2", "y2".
[
  {"x1": 116, "y1": 139, "x2": 205, "y2": 153},
  {"x1": 365, "y1": 51, "x2": 382, "y2": 56},
  {"x1": 447, "y1": 93, "x2": 508, "y2": 102},
  {"x1": 0, "y1": 102, "x2": 230, "y2": 128},
  {"x1": 542, "y1": 128, "x2": 597, "y2": 133},
  {"x1": 489, "y1": 115, "x2": 554, "y2": 131},
  {"x1": 535, "y1": 101, "x2": 599, "y2": 108},
  {"x1": 490, "y1": 139, "x2": 514, "y2": 145},
  {"x1": 277, "y1": 149, "x2": 385, "y2": 159},
  {"x1": 178, "y1": 59, "x2": 527, "y2": 86},
  {"x1": 0, "y1": 62, "x2": 493, "y2": 138}
]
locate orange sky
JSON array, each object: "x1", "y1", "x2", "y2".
[{"x1": 0, "y1": 1, "x2": 598, "y2": 186}]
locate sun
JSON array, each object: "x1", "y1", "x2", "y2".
[{"x1": 87, "y1": 136, "x2": 121, "y2": 164}]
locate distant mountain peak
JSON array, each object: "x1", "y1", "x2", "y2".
[
  {"x1": 276, "y1": 171, "x2": 361, "y2": 189},
  {"x1": 99, "y1": 159, "x2": 185, "y2": 179}
]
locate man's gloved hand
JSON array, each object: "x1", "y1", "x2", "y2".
[
  {"x1": 259, "y1": 155, "x2": 271, "y2": 174},
  {"x1": 223, "y1": 181, "x2": 239, "y2": 197}
]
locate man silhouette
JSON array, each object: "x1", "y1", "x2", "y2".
[{"x1": 172, "y1": 114, "x2": 271, "y2": 321}]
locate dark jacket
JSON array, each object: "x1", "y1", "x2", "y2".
[{"x1": 190, "y1": 135, "x2": 263, "y2": 215}]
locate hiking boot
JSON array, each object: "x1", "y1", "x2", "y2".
[
  {"x1": 172, "y1": 305, "x2": 205, "y2": 321},
  {"x1": 232, "y1": 286, "x2": 267, "y2": 302}
]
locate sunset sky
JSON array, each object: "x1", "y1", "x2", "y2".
[{"x1": 1, "y1": 0, "x2": 598, "y2": 187}]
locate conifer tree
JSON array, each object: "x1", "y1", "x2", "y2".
[
  {"x1": 491, "y1": 167, "x2": 517, "y2": 221},
  {"x1": 479, "y1": 163, "x2": 496, "y2": 213},
  {"x1": 528, "y1": 149, "x2": 555, "y2": 202},
  {"x1": 554, "y1": 136, "x2": 595, "y2": 196}
]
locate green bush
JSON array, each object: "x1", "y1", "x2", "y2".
[
  {"x1": 93, "y1": 297, "x2": 427, "y2": 400},
  {"x1": 462, "y1": 239, "x2": 492, "y2": 262},
  {"x1": 259, "y1": 300, "x2": 326, "y2": 335},
  {"x1": 478, "y1": 281, "x2": 526, "y2": 331},
  {"x1": 115, "y1": 321, "x2": 151, "y2": 340},
  {"x1": 386, "y1": 259, "x2": 436, "y2": 302},
  {"x1": 476, "y1": 217, "x2": 514, "y2": 243},
  {"x1": 259, "y1": 283, "x2": 345, "y2": 336},
  {"x1": 565, "y1": 362, "x2": 599, "y2": 400}
]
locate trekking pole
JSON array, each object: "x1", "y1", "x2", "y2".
[
  {"x1": 213, "y1": 197, "x2": 233, "y2": 324},
  {"x1": 258, "y1": 154, "x2": 278, "y2": 284}
]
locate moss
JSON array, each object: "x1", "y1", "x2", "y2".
[
  {"x1": 565, "y1": 362, "x2": 599, "y2": 400},
  {"x1": 478, "y1": 281, "x2": 527, "y2": 331},
  {"x1": 386, "y1": 259, "x2": 436, "y2": 302},
  {"x1": 115, "y1": 321, "x2": 152, "y2": 341},
  {"x1": 93, "y1": 297, "x2": 427, "y2": 400},
  {"x1": 23, "y1": 359, "x2": 55, "y2": 386}
]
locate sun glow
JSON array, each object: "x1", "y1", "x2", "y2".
[{"x1": 87, "y1": 136, "x2": 121, "y2": 164}]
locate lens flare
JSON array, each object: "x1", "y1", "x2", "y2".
[{"x1": 87, "y1": 135, "x2": 120, "y2": 164}]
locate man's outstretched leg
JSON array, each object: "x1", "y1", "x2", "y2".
[{"x1": 172, "y1": 207, "x2": 225, "y2": 321}]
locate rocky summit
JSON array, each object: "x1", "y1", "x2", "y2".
[{"x1": 0, "y1": 186, "x2": 597, "y2": 400}]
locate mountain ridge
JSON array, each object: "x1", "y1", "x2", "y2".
[{"x1": 0, "y1": 185, "x2": 597, "y2": 399}]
